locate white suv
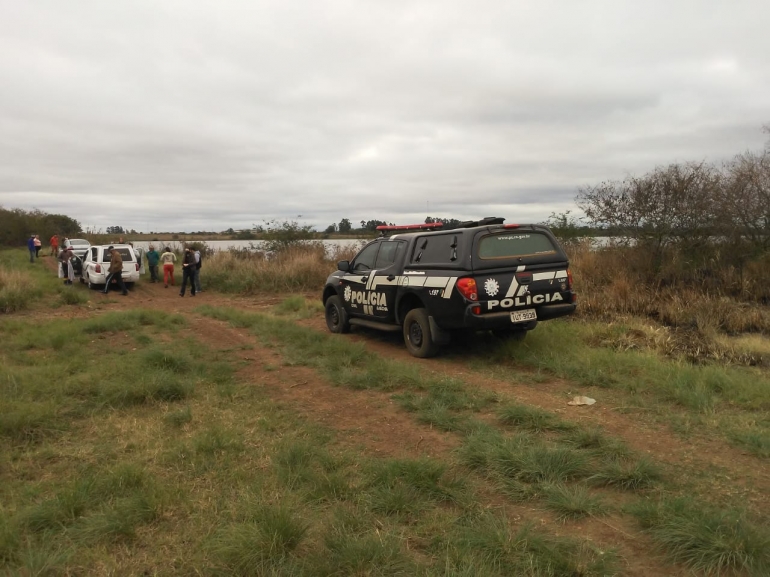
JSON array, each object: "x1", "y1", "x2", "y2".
[
  {"x1": 62, "y1": 238, "x2": 91, "y2": 259},
  {"x1": 81, "y1": 245, "x2": 140, "y2": 290}
]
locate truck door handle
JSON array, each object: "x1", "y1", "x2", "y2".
[
  {"x1": 361, "y1": 276, "x2": 369, "y2": 282},
  {"x1": 387, "y1": 275, "x2": 395, "y2": 281}
]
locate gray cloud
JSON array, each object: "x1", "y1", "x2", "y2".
[{"x1": 1, "y1": 0, "x2": 769, "y2": 233}]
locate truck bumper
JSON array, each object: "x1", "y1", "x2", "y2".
[{"x1": 463, "y1": 303, "x2": 577, "y2": 330}]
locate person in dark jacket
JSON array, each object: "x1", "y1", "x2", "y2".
[
  {"x1": 179, "y1": 247, "x2": 197, "y2": 297},
  {"x1": 146, "y1": 245, "x2": 160, "y2": 283},
  {"x1": 103, "y1": 246, "x2": 128, "y2": 296}
]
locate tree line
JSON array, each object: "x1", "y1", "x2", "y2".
[
  {"x1": 575, "y1": 127, "x2": 770, "y2": 271},
  {"x1": 0, "y1": 207, "x2": 81, "y2": 247}
]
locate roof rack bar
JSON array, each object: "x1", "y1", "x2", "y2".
[{"x1": 376, "y1": 222, "x2": 444, "y2": 233}]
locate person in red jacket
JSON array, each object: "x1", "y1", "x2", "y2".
[{"x1": 49, "y1": 234, "x2": 59, "y2": 256}]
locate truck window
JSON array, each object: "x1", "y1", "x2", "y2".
[
  {"x1": 478, "y1": 233, "x2": 557, "y2": 259},
  {"x1": 410, "y1": 233, "x2": 459, "y2": 264},
  {"x1": 374, "y1": 241, "x2": 404, "y2": 269},
  {"x1": 352, "y1": 242, "x2": 379, "y2": 271}
]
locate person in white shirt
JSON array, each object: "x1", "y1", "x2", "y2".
[
  {"x1": 160, "y1": 247, "x2": 177, "y2": 288},
  {"x1": 193, "y1": 249, "x2": 202, "y2": 293}
]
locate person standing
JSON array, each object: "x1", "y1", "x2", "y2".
[
  {"x1": 160, "y1": 247, "x2": 176, "y2": 288},
  {"x1": 103, "y1": 246, "x2": 128, "y2": 296},
  {"x1": 129, "y1": 243, "x2": 145, "y2": 276},
  {"x1": 59, "y1": 246, "x2": 75, "y2": 284},
  {"x1": 33, "y1": 235, "x2": 42, "y2": 257},
  {"x1": 49, "y1": 234, "x2": 59, "y2": 256},
  {"x1": 146, "y1": 245, "x2": 160, "y2": 283},
  {"x1": 180, "y1": 247, "x2": 197, "y2": 297},
  {"x1": 27, "y1": 235, "x2": 36, "y2": 263},
  {"x1": 193, "y1": 248, "x2": 202, "y2": 293}
]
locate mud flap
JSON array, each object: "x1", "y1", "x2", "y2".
[{"x1": 429, "y1": 316, "x2": 451, "y2": 345}]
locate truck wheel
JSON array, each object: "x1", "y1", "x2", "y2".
[
  {"x1": 403, "y1": 308, "x2": 440, "y2": 358},
  {"x1": 325, "y1": 295, "x2": 350, "y2": 334}
]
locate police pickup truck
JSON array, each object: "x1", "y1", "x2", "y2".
[{"x1": 322, "y1": 217, "x2": 576, "y2": 357}]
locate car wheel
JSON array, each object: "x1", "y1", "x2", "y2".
[
  {"x1": 325, "y1": 295, "x2": 350, "y2": 334},
  {"x1": 403, "y1": 308, "x2": 440, "y2": 358},
  {"x1": 492, "y1": 328, "x2": 528, "y2": 341}
]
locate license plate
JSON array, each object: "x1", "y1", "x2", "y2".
[{"x1": 510, "y1": 309, "x2": 537, "y2": 323}]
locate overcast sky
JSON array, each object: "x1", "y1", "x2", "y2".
[{"x1": 1, "y1": 0, "x2": 769, "y2": 233}]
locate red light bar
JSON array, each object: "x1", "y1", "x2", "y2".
[
  {"x1": 376, "y1": 222, "x2": 444, "y2": 231},
  {"x1": 503, "y1": 224, "x2": 520, "y2": 228}
]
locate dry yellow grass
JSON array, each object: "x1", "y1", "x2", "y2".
[
  {"x1": 0, "y1": 268, "x2": 34, "y2": 313},
  {"x1": 204, "y1": 243, "x2": 360, "y2": 295}
]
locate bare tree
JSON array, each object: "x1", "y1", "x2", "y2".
[
  {"x1": 720, "y1": 150, "x2": 770, "y2": 253},
  {"x1": 577, "y1": 162, "x2": 720, "y2": 253}
]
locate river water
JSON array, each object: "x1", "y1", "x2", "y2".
[
  {"x1": 113, "y1": 236, "x2": 620, "y2": 255},
  {"x1": 127, "y1": 238, "x2": 367, "y2": 255}
]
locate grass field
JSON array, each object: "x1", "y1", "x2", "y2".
[{"x1": 1, "y1": 247, "x2": 769, "y2": 575}]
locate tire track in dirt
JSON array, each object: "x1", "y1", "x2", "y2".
[
  {"x1": 191, "y1": 316, "x2": 459, "y2": 460},
  {"x1": 298, "y1": 316, "x2": 770, "y2": 515},
  {"x1": 188, "y1": 315, "x2": 680, "y2": 577}
]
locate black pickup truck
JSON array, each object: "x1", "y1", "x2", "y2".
[{"x1": 322, "y1": 217, "x2": 576, "y2": 357}]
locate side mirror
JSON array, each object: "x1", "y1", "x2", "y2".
[{"x1": 337, "y1": 260, "x2": 350, "y2": 272}]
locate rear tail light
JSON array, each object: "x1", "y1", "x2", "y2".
[
  {"x1": 456, "y1": 277, "x2": 478, "y2": 301},
  {"x1": 516, "y1": 271, "x2": 533, "y2": 284},
  {"x1": 567, "y1": 269, "x2": 573, "y2": 290},
  {"x1": 457, "y1": 278, "x2": 481, "y2": 314},
  {"x1": 95, "y1": 264, "x2": 101, "y2": 273},
  {"x1": 503, "y1": 223, "x2": 520, "y2": 229},
  {"x1": 136, "y1": 263, "x2": 140, "y2": 271}
]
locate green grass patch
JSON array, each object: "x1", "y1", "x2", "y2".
[
  {"x1": 497, "y1": 403, "x2": 576, "y2": 433},
  {"x1": 729, "y1": 429, "x2": 770, "y2": 459},
  {"x1": 543, "y1": 484, "x2": 611, "y2": 521},
  {"x1": 589, "y1": 458, "x2": 662, "y2": 491},
  {"x1": 491, "y1": 319, "x2": 770, "y2": 414},
  {"x1": 273, "y1": 295, "x2": 324, "y2": 319},
  {"x1": 164, "y1": 405, "x2": 193, "y2": 427},
  {"x1": 631, "y1": 497, "x2": 770, "y2": 575},
  {"x1": 208, "y1": 505, "x2": 309, "y2": 572},
  {"x1": 445, "y1": 510, "x2": 617, "y2": 576}
]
